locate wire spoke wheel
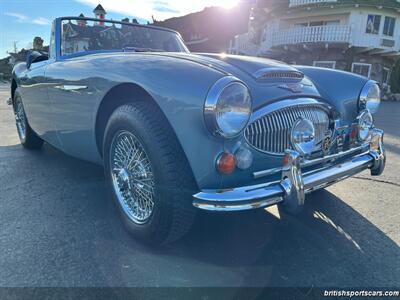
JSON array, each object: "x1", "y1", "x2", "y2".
[
  {"x1": 14, "y1": 97, "x2": 26, "y2": 140},
  {"x1": 110, "y1": 130, "x2": 155, "y2": 224}
]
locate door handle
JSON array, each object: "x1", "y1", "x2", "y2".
[{"x1": 54, "y1": 85, "x2": 88, "y2": 92}]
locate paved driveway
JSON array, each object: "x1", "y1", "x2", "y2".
[{"x1": 0, "y1": 83, "x2": 399, "y2": 288}]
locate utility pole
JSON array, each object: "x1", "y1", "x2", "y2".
[{"x1": 13, "y1": 41, "x2": 18, "y2": 54}]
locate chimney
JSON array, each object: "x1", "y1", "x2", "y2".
[
  {"x1": 93, "y1": 4, "x2": 106, "y2": 26},
  {"x1": 78, "y1": 13, "x2": 87, "y2": 26}
]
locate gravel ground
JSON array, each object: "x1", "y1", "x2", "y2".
[{"x1": 0, "y1": 83, "x2": 399, "y2": 288}]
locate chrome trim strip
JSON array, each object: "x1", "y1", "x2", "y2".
[
  {"x1": 54, "y1": 85, "x2": 88, "y2": 92},
  {"x1": 249, "y1": 98, "x2": 331, "y2": 123},
  {"x1": 253, "y1": 167, "x2": 283, "y2": 178}
]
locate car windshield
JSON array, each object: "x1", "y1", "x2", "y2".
[{"x1": 61, "y1": 18, "x2": 188, "y2": 56}]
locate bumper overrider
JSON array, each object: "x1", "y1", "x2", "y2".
[{"x1": 193, "y1": 128, "x2": 386, "y2": 212}]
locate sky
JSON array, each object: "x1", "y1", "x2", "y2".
[{"x1": 0, "y1": 0, "x2": 240, "y2": 59}]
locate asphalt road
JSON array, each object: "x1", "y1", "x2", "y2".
[{"x1": 0, "y1": 83, "x2": 399, "y2": 289}]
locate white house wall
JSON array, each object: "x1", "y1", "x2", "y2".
[
  {"x1": 278, "y1": 10, "x2": 350, "y2": 29},
  {"x1": 348, "y1": 8, "x2": 400, "y2": 50}
]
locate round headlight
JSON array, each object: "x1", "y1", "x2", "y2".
[
  {"x1": 359, "y1": 80, "x2": 381, "y2": 114},
  {"x1": 358, "y1": 110, "x2": 373, "y2": 141},
  {"x1": 204, "y1": 76, "x2": 252, "y2": 138}
]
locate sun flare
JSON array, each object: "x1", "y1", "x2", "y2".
[{"x1": 217, "y1": 0, "x2": 239, "y2": 9}]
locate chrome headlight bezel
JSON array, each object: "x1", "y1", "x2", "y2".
[
  {"x1": 359, "y1": 80, "x2": 381, "y2": 114},
  {"x1": 204, "y1": 76, "x2": 252, "y2": 139},
  {"x1": 357, "y1": 110, "x2": 374, "y2": 141}
]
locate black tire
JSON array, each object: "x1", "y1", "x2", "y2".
[
  {"x1": 103, "y1": 102, "x2": 197, "y2": 245},
  {"x1": 13, "y1": 89, "x2": 43, "y2": 150}
]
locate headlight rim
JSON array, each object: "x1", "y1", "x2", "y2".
[
  {"x1": 357, "y1": 109, "x2": 374, "y2": 141},
  {"x1": 359, "y1": 80, "x2": 381, "y2": 114},
  {"x1": 204, "y1": 76, "x2": 252, "y2": 139}
]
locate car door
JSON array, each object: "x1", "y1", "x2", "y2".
[
  {"x1": 43, "y1": 18, "x2": 103, "y2": 164},
  {"x1": 18, "y1": 58, "x2": 61, "y2": 147},
  {"x1": 45, "y1": 59, "x2": 98, "y2": 161}
]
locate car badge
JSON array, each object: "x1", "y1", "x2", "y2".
[{"x1": 278, "y1": 83, "x2": 304, "y2": 93}]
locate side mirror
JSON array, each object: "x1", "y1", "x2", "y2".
[{"x1": 26, "y1": 51, "x2": 49, "y2": 69}]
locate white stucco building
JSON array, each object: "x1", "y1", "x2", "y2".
[{"x1": 230, "y1": 0, "x2": 400, "y2": 89}]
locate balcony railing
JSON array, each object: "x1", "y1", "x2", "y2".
[
  {"x1": 289, "y1": 0, "x2": 338, "y2": 7},
  {"x1": 270, "y1": 25, "x2": 351, "y2": 47}
]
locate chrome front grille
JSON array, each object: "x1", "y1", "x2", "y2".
[{"x1": 245, "y1": 104, "x2": 330, "y2": 154}]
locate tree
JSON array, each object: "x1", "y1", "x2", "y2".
[
  {"x1": 390, "y1": 59, "x2": 400, "y2": 93},
  {"x1": 33, "y1": 37, "x2": 44, "y2": 50}
]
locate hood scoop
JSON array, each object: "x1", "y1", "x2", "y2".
[{"x1": 253, "y1": 68, "x2": 304, "y2": 83}]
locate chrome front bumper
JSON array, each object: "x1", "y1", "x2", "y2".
[{"x1": 193, "y1": 128, "x2": 386, "y2": 212}]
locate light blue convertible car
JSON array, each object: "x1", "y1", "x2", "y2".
[{"x1": 10, "y1": 17, "x2": 386, "y2": 244}]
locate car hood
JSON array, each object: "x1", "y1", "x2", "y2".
[
  {"x1": 154, "y1": 52, "x2": 322, "y2": 109},
  {"x1": 156, "y1": 52, "x2": 298, "y2": 79}
]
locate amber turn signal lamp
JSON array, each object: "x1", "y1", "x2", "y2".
[
  {"x1": 282, "y1": 154, "x2": 290, "y2": 166},
  {"x1": 216, "y1": 152, "x2": 236, "y2": 175}
]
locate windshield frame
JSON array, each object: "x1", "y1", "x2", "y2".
[{"x1": 55, "y1": 16, "x2": 189, "y2": 60}]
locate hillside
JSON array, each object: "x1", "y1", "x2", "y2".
[{"x1": 152, "y1": 3, "x2": 251, "y2": 53}]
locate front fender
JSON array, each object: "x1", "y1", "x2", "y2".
[
  {"x1": 296, "y1": 66, "x2": 368, "y2": 123},
  {"x1": 82, "y1": 54, "x2": 229, "y2": 189}
]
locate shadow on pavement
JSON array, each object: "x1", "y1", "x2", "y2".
[{"x1": 0, "y1": 143, "x2": 398, "y2": 288}]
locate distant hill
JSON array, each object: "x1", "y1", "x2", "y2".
[{"x1": 152, "y1": 3, "x2": 252, "y2": 53}]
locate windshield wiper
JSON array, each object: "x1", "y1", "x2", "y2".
[{"x1": 122, "y1": 47, "x2": 165, "y2": 52}]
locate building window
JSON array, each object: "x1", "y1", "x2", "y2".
[
  {"x1": 382, "y1": 67, "x2": 391, "y2": 86},
  {"x1": 383, "y1": 16, "x2": 396, "y2": 37},
  {"x1": 325, "y1": 20, "x2": 340, "y2": 26},
  {"x1": 294, "y1": 22, "x2": 307, "y2": 28},
  {"x1": 366, "y1": 15, "x2": 381, "y2": 34},
  {"x1": 352, "y1": 63, "x2": 371, "y2": 78},
  {"x1": 310, "y1": 21, "x2": 324, "y2": 27},
  {"x1": 294, "y1": 20, "x2": 340, "y2": 28},
  {"x1": 313, "y1": 61, "x2": 336, "y2": 69}
]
